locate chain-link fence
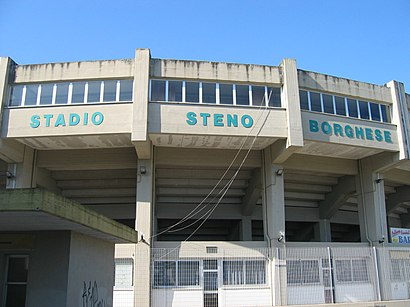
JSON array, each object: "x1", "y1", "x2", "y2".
[{"x1": 112, "y1": 244, "x2": 410, "y2": 307}]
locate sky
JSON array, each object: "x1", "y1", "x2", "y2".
[{"x1": 0, "y1": 0, "x2": 409, "y2": 88}]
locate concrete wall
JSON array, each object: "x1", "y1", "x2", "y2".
[
  {"x1": 150, "y1": 59, "x2": 281, "y2": 84},
  {"x1": 26, "y1": 231, "x2": 71, "y2": 307},
  {"x1": 1, "y1": 231, "x2": 115, "y2": 307},
  {"x1": 13, "y1": 59, "x2": 134, "y2": 83},
  {"x1": 298, "y1": 69, "x2": 392, "y2": 103},
  {"x1": 66, "y1": 232, "x2": 115, "y2": 307}
]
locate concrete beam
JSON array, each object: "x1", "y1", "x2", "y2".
[
  {"x1": 242, "y1": 168, "x2": 262, "y2": 216},
  {"x1": 269, "y1": 139, "x2": 299, "y2": 164},
  {"x1": 155, "y1": 147, "x2": 261, "y2": 168},
  {"x1": 384, "y1": 168, "x2": 410, "y2": 185},
  {"x1": 37, "y1": 148, "x2": 137, "y2": 171},
  {"x1": 283, "y1": 154, "x2": 358, "y2": 175},
  {"x1": 386, "y1": 186, "x2": 410, "y2": 213},
  {"x1": 319, "y1": 176, "x2": 356, "y2": 219}
]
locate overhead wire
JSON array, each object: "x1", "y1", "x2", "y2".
[{"x1": 150, "y1": 87, "x2": 274, "y2": 245}]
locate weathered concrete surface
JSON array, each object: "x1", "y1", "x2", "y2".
[
  {"x1": 0, "y1": 188, "x2": 138, "y2": 243},
  {"x1": 287, "y1": 299, "x2": 410, "y2": 307}
]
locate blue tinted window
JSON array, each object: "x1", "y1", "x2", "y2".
[
  {"x1": 323, "y1": 94, "x2": 334, "y2": 114},
  {"x1": 310, "y1": 92, "x2": 322, "y2": 112},
  {"x1": 219, "y1": 84, "x2": 233, "y2": 105},
  {"x1": 168, "y1": 81, "x2": 182, "y2": 102},
  {"x1": 347, "y1": 99, "x2": 358, "y2": 118},
  {"x1": 268, "y1": 87, "x2": 281, "y2": 107},
  {"x1": 185, "y1": 82, "x2": 199, "y2": 103},
  {"x1": 10, "y1": 85, "x2": 24, "y2": 106},
  {"x1": 72, "y1": 82, "x2": 86, "y2": 103},
  {"x1": 380, "y1": 105, "x2": 389, "y2": 123},
  {"x1": 202, "y1": 83, "x2": 216, "y2": 104},
  {"x1": 39, "y1": 84, "x2": 53, "y2": 105},
  {"x1": 236, "y1": 85, "x2": 249, "y2": 105},
  {"x1": 55, "y1": 83, "x2": 69, "y2": 104},
  {"x1": 119, "y1": 80, "x2": 133, "y2": 101},
  {"x1": 359, "y1": 101, "x2": 370, "y2": 120},
  {"x1": 370, "y1": 103, "x2": 381, "y2": 121},
  {"x1": 252, "y1": 86, "x2": 266, "y2": 106},
  {"x1": 25, "y1": 85, "x2": 38, "y2": 106},
  {"x1": 103, "y1": 80, "x2": 117, "y2": 102},
  {"x1": 299, "y1": 90, "x2": 309, "y2": 110},
  {"x1": 87, "y1": 81, "x2": 101, "y2": 103},
  {"x1": 151, "y1": 80, "x2": 165, "y2": 101},
  {"x1": 335, "y1": 96, "x2": 346, "y2": 116}
]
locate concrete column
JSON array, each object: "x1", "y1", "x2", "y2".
[
  {"x1": 134, "y1": 158, "x2": 153, "y2": 307},
  {"x1": 0, "y1": 57, "x2": 25, "y2": 164},
  {"x1": 262, "y1": 146, "x2": 287, "y2": 306},
  {"x1": 7, "y1": 146, "x2": 36, "y2": 189},
  {"x1": 314, "y1": 219, "x2": 332, "y2": 242},
  {"x1": 280, "y1": 58, "x2": 304, "y2": 149},
  {"x1": 241, "y1": 216, "x2": 252, "y2": 241},
  {"x1": 262, "y1": 147, "x2": 286, "y2": 245},
  {"x1": 132, "y1": 48, "x2": 151, "y2": 159},
  {"x1": 386, "y1": 81, "x2": 410, "y2": 160},
  {"x1": 356, "y1": 158, "x2": 388, "y2": 244}
]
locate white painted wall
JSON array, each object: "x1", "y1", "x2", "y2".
[{"x1": 287, "y1": 285, "x2": 325, "y2": 305}]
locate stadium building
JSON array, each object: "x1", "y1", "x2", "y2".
[{"x1": 0, "y1": 49, "x2": 410, "y2": 307}]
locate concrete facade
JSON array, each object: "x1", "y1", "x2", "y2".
[{"x1": 0, "y1": 49, "x2": 410, "y2": 306}]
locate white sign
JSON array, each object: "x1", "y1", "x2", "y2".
[{"x1": 390, "y1": 227, "x2": 410, "y2": 244}]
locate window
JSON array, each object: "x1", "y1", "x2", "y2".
[
  {"x1": 334, "y1": 258, "x2": 369, "y2": 283},
  {"x1": 202, "y1": 83, "x2": 216, "y2": 104},
  {"x1": 39, "y1": 84, "x2": 53, "y2": 105},
  {"x1": 168, "y1": 81, "x2": 182, "y2": 102},
  {"x1": 153, "y1": 260, "x2": 199, "y2": 287},
  {"x1": 370, "y1": 103, "x2": 381, "y2": 121},
  {"x1": 87, "y1": 81, "x2": 101, "y2": 103},
  {"x1": 219, "y1": 84, "x2": 234, "y2": 105},
  {"x1": 287, "y1": 259, "x2": 320, "y2": 284},
  {"x1": 267, "y1": 87, "x2": 281, "y2": 107},
  {"x1": 151, "y1": 80, "x2": 166, "y2": 101},
  {"x1": 9, "y1": 79, "x2": 133, "y2": 107},
  {"x1": 71, "y1": 82, "x2": 86, "y2": 103},
  {"x1": 223, "y1": 260, "x2": 266, "y2": 286},
  {"x1": 9, "y1": 85, "x2": 24, "y2": 106},
  {"x1": 347, "y1": 99, "x2": 358, "y2": 118},
  {"x1": 185, "y1": 82, "x2": 199, "y2": 103},
  {"x1": 55, "y1": 83, "x2": 69, "y2": 104},
  {"x1": 310, "y1": 92, "x2": 322, "y2": 112},
  {"x1": 5, "y1": 255, "x2": 29, "y2": 307},
  {"x1": 390, "y1": 259, "x2": 403, "y2": 281},
  {"x1": 235, "y1": 85, "x2": 250, "y2": 106},
  {"x1": 25, "y1": 84, "x2": 38, "y2": 106},
  {"x1": 103, "y1": 80, "x2": 117, "y2": 102},
  {"x1": 323, "y1": 94, "x2": 334, "y2": 114},
  {"x1": 335, "y1": 96, "x2": 346, "y2": 116},
  {"x1": 178, "y1": 261, "x2": 200, "y2": 286},
  {"x1": 252, "y1": 86, "x2": 266, "y2": 106},
  {"x1": 114, "y1": 258, "x2": 133, "y2": 288},
  {"x1": 299, "y1": 90, "x2": 309, "y2": 110},
  {"x1": 119, "y1": 80, "x2": 133, "y2": 101},
  {"x1": 381, "y1": 104, "x2": 389, "y2": 123},
  {"x1": 358, "y1": 100, "x2": 370, "y2": 120}
]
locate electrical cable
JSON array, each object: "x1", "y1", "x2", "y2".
[{"x1": 149, "y1": 88, "x2": 273, "y2": 241}]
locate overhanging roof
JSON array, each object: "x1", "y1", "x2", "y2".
[{"x1": 0, "y1": 188, "x2": 138, "y2": 243}]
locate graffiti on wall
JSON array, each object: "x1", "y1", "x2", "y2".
[{"x1": 82, "y1": 281, "x2": 105, "y2": 307}]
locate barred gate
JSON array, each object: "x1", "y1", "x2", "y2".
[{"x1": 151, "y1": 247, "x2": 273, "y2": 307}]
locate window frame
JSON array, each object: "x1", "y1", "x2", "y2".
[{"x1": 152, "y1": 259, "x2": 200, "y2": 288}]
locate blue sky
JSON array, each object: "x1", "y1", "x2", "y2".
[{"x1": 1, "y1": 0, "x2": 409, "y2": 87}]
